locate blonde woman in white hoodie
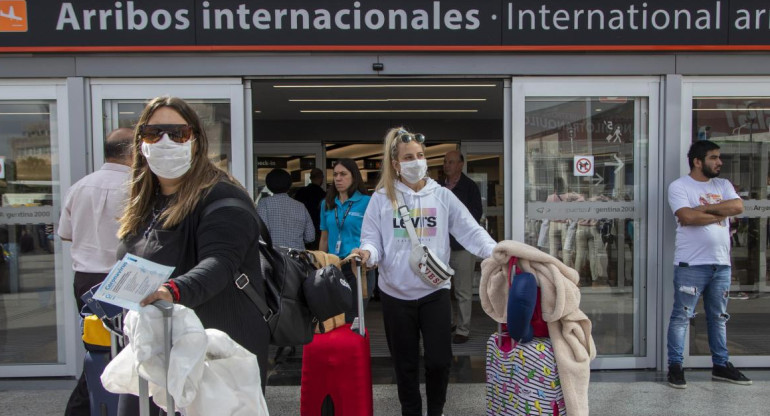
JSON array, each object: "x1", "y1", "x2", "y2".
[{"x1": 352, "y1": 127, "x2": 496, "y2": 416}]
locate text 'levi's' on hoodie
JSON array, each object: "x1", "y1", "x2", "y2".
[{"x1": 360, "y1": 178, "x2": 496, "y2": 301}]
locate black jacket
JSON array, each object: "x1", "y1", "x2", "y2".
[
  {"x1": 118, "y1": 181, "x2": 269, "y2": 383},
  {"x1": 440, "y1": 173, "x2": 483, "y2": 250}
]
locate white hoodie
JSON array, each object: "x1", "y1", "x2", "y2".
[{"x1": 360, "y1": 178, "x2": 496, "y2": 300}]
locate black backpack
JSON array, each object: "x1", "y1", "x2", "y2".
[{"x1": 203, "y1": 198, "x2": 315, "y2": 347}]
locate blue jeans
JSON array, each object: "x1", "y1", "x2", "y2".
[{"x1": 667, "y1": 264, "x2": 731, "y2": 367}]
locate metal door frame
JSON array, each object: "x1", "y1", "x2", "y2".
[
  {"x1": 511, "y1": 77, "x2": 661, "y2": 369},
  {"x1": 679, "y1": 76, "x2": 770, "y2": 369}
]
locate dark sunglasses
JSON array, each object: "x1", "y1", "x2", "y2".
[
  {"x1": 138, "y1": 124, "x2": 194, "y2": 144},
  {"x1": 396, "y1": 129, "x2": 425, "y2": 144}
]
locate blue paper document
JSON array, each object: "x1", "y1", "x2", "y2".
[{"x1": 92, "y1": 253, "x2": 175, "y2": 311}]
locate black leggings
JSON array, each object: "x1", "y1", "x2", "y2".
[{"x1": 381, "y1": 289, "x2": 452, "y2": 416}]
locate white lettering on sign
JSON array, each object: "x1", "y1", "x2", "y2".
[{"x1": 528, "y1": 201, "x2": 636, "y2": 220}]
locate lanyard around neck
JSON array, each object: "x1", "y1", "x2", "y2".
[{"x1": 335, "y1": 199, "x2": 354, "y2": 231}]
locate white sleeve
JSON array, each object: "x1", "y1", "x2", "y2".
[
  {"x1": 57, "y1": 188, "x2": 75, "y2": 240},
  {"x1": 445, "y1": 190, "x2": 496, "y2": 259},
  {"x1": 359, "y1": 193, "x2": 384, "y2": 267},
  {"x1": 721, "y1": 180, "x2": 740, "y2": 201},
  {"x1": 667, "y1": 180, "x2": 691, "y2": 215}
]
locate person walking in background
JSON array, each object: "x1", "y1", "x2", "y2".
[
  {"x1": 319, "y1": 159, "x2": 371, "y2": 321},
  {"x1": 666, "y1": 140, "x2": 751, "y2": 389},
  {"x1": 295, "y1": 167, "x2": 326, "y2": 249},
  {"x1": 439, "y1": 150, "x2": 483, "y2": 344},
  {"x1": 59, "y1": 127, "x2": 133, "y2": 416},
  {"x1": 118, "y1": 96, "x2": 270, "y2": 415},
  {"x1": 257, "y1": 168, "x2": 315, "y2": 250},
  {"x1": 354, "y1": 127, "x2": 496, "y2": 416}
]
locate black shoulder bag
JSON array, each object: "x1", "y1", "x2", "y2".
[{"x1": 202, "y1": 198, "x2": 315, "y2": 347}]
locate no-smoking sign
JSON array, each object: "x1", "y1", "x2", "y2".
[{"x1": 574, "y1": 155, "x2": 594, "y2": 177}]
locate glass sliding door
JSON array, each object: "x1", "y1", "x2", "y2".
[
  {"x1": 0, "y1": 82, "x2": 70, "y2": 376},
  {"x1": 682, "y1": 78, "x2": 770, "y2": 368},
  {"x1": 513, "y1": 78, "x2": 660, "y2": 369}
]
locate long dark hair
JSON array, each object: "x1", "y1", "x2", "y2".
[
  {"x1": 324, "y1": 158, "x2": 367, "y2": 209},
  {"x1": 118, "y1": 96, "x2": 234, "y2": 238}
]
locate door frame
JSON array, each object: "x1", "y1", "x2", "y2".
[
  {"x1": 511, "y1": 77, "x2": 661, "y2": 369},
  {"x1": 679, "y1": 76, "x2": 770, "y2": 369},
  {"x1": 89, "y1": 78, "x2": 248, "y2": 186},
  {"x1": 0, "y1": 80, "x2": 74, "y2": 377}
]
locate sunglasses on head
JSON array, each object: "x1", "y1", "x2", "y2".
[
  {"x1": 138, "y1": 124, "x2": 194, "y2": 144},
  {"x1": 396, "y1": 129, "x2": 425, "y2": 144}
]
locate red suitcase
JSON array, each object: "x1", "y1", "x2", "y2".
[{"x1": 300, "y1": 257, "x2": 373, "y2": 416}]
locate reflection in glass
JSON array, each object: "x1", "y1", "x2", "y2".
[
  {"x1": 690, "y1": 97, "x2": 770, "y2": 356},
  {"x1": 0, "y1": 102, "x2": 59, "y2": 365},
  {"x1": 103, "y1": 100, "x2": 232, "y2": 172},
  {"x1": 524, "y1": 97, "x2": 648, "y2": 356}
]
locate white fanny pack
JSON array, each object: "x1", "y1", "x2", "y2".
[{"x1": 397, "y1": 191, "x2": 454, "y2": 287}]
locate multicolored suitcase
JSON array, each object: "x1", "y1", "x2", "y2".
[
  {"x1": 485, "y1": 257, "x2": 565, "y2": 416},
  {"x1": 486, "y1": 335, "x2": 565, "y2": 415},
  {"x1": 300, "y1": 256, "x2": 373, "y2": 416}
]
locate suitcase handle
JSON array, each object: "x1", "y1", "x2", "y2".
[
  {"x1": 139, "y1": 300, "x2": 175, "y2": 416},
  {"x1": 342, "y1": 255, "x2": 366, "y2": 337}
]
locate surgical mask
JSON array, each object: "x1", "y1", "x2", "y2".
[
  {"x1": 141, "y1": 133, "x2": 193, "y2": 179},
  {"x1": 399, "y1": 159, "x2": 427, "y2": 184}
]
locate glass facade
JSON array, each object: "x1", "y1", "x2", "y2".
[
  {"x1": 0, "y1": 100, "x2": 61, "y2": 365},
  {"x1": 524, "y1": 96, "x2": 649, "y2": 357},
  {"x1": 690, "y1": 97, "x2": 770, "y2": 356},
  {"x1": 2, "y1": 75, "x2": 769, "y2": 375}
]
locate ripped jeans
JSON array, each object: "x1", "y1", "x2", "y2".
[{"x1": 667, "y1": 264, "x2": 731, "y2": 367}]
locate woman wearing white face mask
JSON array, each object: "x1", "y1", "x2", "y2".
[
  {"x1": 115, "y1": 96, "x2": 269, "y2": 415},
  {"x1": 352, "y1": 127, "x2": 496, "y2": 416}
]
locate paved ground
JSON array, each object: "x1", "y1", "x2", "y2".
[{"x1": 2, "y1": 369, "x2": 769, "y2": 415}]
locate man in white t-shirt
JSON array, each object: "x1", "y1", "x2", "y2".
[{"x1": 666, "y1": 140, "x2": 751, "y2": 389}]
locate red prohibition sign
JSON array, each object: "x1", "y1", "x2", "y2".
[{"x1": 576, "y1": 157, "x2": 592, "y2": 174}]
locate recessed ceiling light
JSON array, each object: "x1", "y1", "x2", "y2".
[
  {"x1": 275, "y1": 84, "x2": 497, "y2": 88},
  {"x1": 289, "y1": 98, "x2": 487, "y2": 102},
  {"x1": 0, "y1": 112, "x2": 50, "y2": 115},
  {"x1": 300, "y1": 109, "x2": 478, "y2": 113},
  {"x1": 694, "y1": 108, "x2": 770, "y2": 111}
]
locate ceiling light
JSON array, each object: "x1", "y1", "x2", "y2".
[
  {"x1": 693, "y1": 108, "x2": 770, "y2": 111},
  {"x1": 0, "y1": 112, "x2": 50, "y2": 115},
  {"x1": 289, "y1": 98, "x2": 487, "y2": 102},
  {"x1": 275, "y1": 83, "x2": 497, "y2": 88},
  {"x1": 300, "y1": 109, "x2": 478, "y2": 113}
]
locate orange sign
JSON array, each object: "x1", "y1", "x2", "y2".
[{"x1": 0, "y1": 1, "x2": 27, "y2": 32}]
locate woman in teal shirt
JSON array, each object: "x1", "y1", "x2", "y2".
[{"x1": 319, "y1": 158, "x2": 372, "y2": 321}]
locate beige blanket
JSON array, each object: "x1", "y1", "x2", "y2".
[{"x1": 480, "y1": 240, "x2": 596, "y2": 416}]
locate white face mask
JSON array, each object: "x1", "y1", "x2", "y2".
[
  {"x1": 399, "y1": 159, "x2": 427, "y2": 184},
  {"x1": 141, "y1": 134, "x2": 193, "y2": 179}
]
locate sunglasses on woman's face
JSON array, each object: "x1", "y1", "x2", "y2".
[
  {"x1": 397, "y1": 130, "x2": 425, "y2": 144},
  {"x1": 138, "y1": 124, "x2": 194, "y2": 144}
]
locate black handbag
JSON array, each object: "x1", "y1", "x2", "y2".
[
  {"x1": 303, "y1": 264, "x2": 352, "y2": 322},
  {"x1": 202, "y1": 198, "x2": 315, "y2": 347}
]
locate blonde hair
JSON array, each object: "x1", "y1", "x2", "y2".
[
  {"x1": 375, "y1": 126, "x2": 426, "y2": 207},
  {"x1": 117, "y1": 96, "x2": 236, "y2": 239}
]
